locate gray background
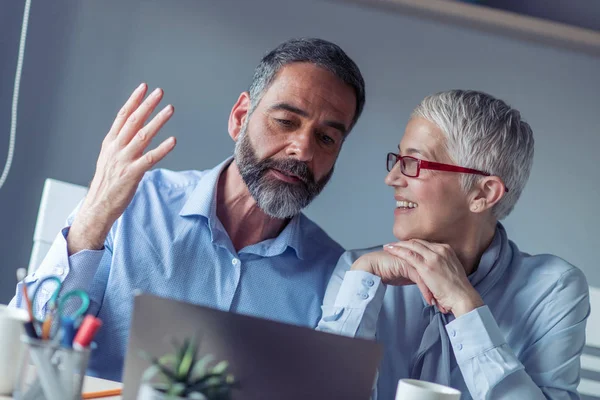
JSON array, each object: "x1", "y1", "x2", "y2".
[{"x1": 0, "y1": 0, "x2": 598, "y2": 303}]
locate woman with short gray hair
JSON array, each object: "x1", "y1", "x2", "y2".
[{"x1": 318, "y1": 90, "x2": 589, "y2": 399}]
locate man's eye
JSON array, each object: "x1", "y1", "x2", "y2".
[
  {"x1": 275, "y1": 119, "x2": 294, "y2": 127},
  {"x1": 319, "y1": 133, "x2": 335, "y2": 145}
]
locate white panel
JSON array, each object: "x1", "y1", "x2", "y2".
[
  {"x1": 579, "y1": 378, "x2": 600, "y2": 396},
  {"x1": 587, "y1": 286, "x2": 600, "y2": 348},
  {"x1": 581, "y1": 287, "x2": 600, "y2": 397},
  {"x1": 582, "y1": 354, "x2": 600, "y2": 373},
  {"x1": 28, "y1": 178, "x2": 88, "y2": 275},
  {"x1": 33, "y1": 178, "x2": 87, "y2": 243}
]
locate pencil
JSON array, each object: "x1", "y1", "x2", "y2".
[
  {"x1": 82, "y1": 388, "x2": 122, "y2": 399},
  {"x1": 41, "y1": 315, "x2": 53, "y2": 340},
  {"x1": 22, "y1": 285, "x2": 34, "y2": 321},
  {"x1": 17, "y1": 268, "x2": 35, "y2": 322}
]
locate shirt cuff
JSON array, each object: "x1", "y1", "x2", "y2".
[
  {"x1": 445, "y1": 305, "x2": 507, "y2": 363},
  {"x1": 325, "y1": 271, "x2": 386, "y2": 338},
  {"x1": 334, "y1": 270, "x2": 383, "y2": 308},
  {"x1": 33, "y1": 227, "x2": 74, "y2": 279},
  {"x1": 62, "y1": 227, "x2": 105, "y2": 287},
  {"x1": 35, "y1": 227, "x2": 105, "y2": 288}
]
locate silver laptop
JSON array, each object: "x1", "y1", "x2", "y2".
[{"x1": 122, "y1": 293, "x2": 382, "y2": 400}]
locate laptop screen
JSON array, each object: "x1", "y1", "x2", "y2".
[{"x1": 122, "y1": 293, "x2": 382, "y2": 400}]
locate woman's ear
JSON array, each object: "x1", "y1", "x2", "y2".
[
  {"x1": 469, "y1": 176, "x2": 506, "y2": 213},
  {"x1": 228, "y1": 92, "x2": 251, "y2": 142}
]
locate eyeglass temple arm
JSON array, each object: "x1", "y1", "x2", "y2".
[
  {"x1": 419, "y1": 160, "x2": 489, "y2": 176},
  {"x1": 419, "y1": 160, "x2": 509, "y2": 192}
]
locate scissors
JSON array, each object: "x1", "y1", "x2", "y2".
[{"x1": 29, "y1": 275, "x2": 90, "y2": 341}]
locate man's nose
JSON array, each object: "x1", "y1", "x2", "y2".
[{"x1": 285, "y1": 129, "x2": 315, "y2": 163}]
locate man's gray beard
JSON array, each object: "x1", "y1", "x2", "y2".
[{"x1": 234, "y1": 123, "x2": 334, "y2": 219}]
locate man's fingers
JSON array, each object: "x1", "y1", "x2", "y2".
[
  {"x1": 117, "y1": 88, "x2": 164, "y2": 147},
  {"x1": 107, "y1": 83, "x2": 147, "y2": 139},
  {"x1": 123, "y1": 104, "x2": 174, "y2": 159},
  {"x1": 130, "y1": 136, "x2": 177, "y2": 176}
]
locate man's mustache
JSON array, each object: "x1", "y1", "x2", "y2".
[{"x1": 260, "y1": 158, "x2": 315, "y2": 186}]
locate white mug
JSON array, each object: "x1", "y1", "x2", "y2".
[
  {"x1": 0, "y1": 304, "x2": 28, "y2": 395},
  {"x1": 395, "y1": 379, "x2": 461, "y2": 400}
]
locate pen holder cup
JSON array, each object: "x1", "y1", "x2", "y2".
[{"x1": 13, "y1": 335, "x2": 93, "y2": 400}]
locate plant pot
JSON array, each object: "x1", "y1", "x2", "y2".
[{"x1": 137, "y1": 383, "x2": 208, "y2": 400}]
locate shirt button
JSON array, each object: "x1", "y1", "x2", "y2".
[
  {"x1": 54, "y1": 267, "x2": 65, "y2": 276},
  {"x1": 232, "y1": 258, "x2": 239, "y2": 266},
  {"x1": 363, "y1": 279, "x2": 375, "y2": 287},
  {"x1": 458, "y1": 343, "x2": 463, "y2": 351},
  {"x1": 358, "y1": 292, "x2": 369, "y2": 300},
  {"x1": 451, "y1": 330, "x2": 457, "y2": 337}
]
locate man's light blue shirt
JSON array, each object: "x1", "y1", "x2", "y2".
[
  {"x1": 11, "y1": 158, "x2": 344, "y2": 381},
  {"x1": 318, "y1": 224, "x2": 590, "y2": 399}
]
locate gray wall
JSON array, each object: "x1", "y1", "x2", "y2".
[{"x1": 1, "y1": 0, "x2": 598, "y2": 303}]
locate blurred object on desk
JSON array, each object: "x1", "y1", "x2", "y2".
[
  {"x1": 0, "y1": 371, "x2": 122, "y2": 400},
  {"x1": 14, "y1": 336, "x2": 93, "y2": 400},
  {"x1": 0, "y1": 305, "x2": 28, "y2": 395}
]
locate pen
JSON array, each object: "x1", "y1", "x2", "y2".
[
  {"x1": 41, "y1": 313, "x2": 53, "y2": 340},
  {"x1": 16, "y1": 268, "x2": 39, "y2": 339},
  {"x1": 73, "y1": 315, "x2": 103, "y2": 349},
  {"x1": 23, "y1": 320, "x2": 39, "y2": 339},
  {"x1": 16, "y1": 268, "x2": 34, "y2": 321},
  {"x1": 60, "y1": 316, "x2": 77, "y2": 348},
  {"x1": 82, "y1": 388, "x2": 122, "y2": 399}
]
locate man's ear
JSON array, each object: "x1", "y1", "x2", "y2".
[
  {"x1": 228, "y1": 92, "x2": 251, "y2": 142},
  {"x1": 469, "y1": 176, "x2": 507, "y2": 214}
]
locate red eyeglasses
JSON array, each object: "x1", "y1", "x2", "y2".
[{"x1": 386, "y1": 152, "x2": 509, "y2": 192}]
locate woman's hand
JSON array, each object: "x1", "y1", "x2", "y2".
[
  {"x1": 383, "y1": 240, "x2": 484, "y2": 317},
  {"x1": 351, "y1": 250, "x2": 435, "y2": 306}
]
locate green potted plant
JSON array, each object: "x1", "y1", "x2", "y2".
[{"x1": 138, "y1": 337, "x2": 237, "y2": 400}]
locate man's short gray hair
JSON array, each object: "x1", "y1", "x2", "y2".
[
  {"x1": 248, "y1": 38, "x2": 365, "y2": 130},
  {"x1": 412, "y1": 90, "x2": 534, "y2": 220}
]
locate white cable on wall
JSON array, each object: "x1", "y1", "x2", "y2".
[{"x1": 0, "y1": 0, "x2": 32, "y2": 191}]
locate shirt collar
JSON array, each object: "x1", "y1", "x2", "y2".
[
  {"x1": 242, "y1": 213, "x2": 306, "y2": 260},
  {"x1": 179, "y1": 157, "x2": 233, "y2": 218},
  {"x1": 466, "y1": 222, "x2": 512, "y2": 296},
  {"x1": 179, "y1": 157, "x2": 306, "y2": 260},
  {"x1": 285, "y1": 215, "x2": 306, "y2": 260}
]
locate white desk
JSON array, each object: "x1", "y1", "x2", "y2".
[{"x1": 0, "y1": 375, "x2": 122, "y2": 400}]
